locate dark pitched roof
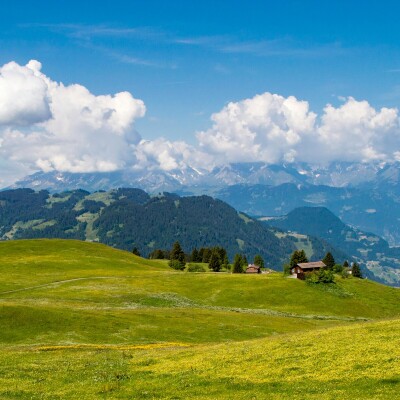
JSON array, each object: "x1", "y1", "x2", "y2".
[{"x1": 296, "y1": 261, "x2": 326, "y2": 270}]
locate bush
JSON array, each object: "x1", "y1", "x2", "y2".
[
  {"x1": 333, "y1": 264, "x2": 343, "y2": 273},
  {"x1": 341, "y1": 269, "x2": 349, "y2": 279},
  {"x1": 305, "y1": 271, "x2": 320, "y2": 284},
  {"x1": 168, "y1": 259, "x2": 186, "y2": 271},
  {"x1": 306, "y1": 268, "x2": 335, "y2": 284},
  {"x1": 187, "y1": 264, "x2": 206, "y2": 272},
  {"x1": 318, "y1": 268, "x2": 335, "y2": 283}
]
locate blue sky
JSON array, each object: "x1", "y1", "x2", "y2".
[
  {"x1": 1, "y1": 1, "x2": 400, "y2": 185},
  {"x1": 2, "y1": 0, "x2": 400, "y2": 142}
]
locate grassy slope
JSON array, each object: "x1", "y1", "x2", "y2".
[
  {"x1": 1, "y1": 319, "x2": 398, "y2": 399},
  {"x1": 0, "y1": 239, "x2": 399, "y2": 398}
]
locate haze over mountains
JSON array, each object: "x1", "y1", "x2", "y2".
[{"x1": 8, "y1": 160, "x2": 400, "y2": 246}]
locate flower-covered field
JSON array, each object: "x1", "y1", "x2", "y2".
[{"x1": 0, "y1": 240, "x2": 399, "y2": 398}]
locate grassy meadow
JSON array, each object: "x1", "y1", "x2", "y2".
[{"x1": 0, "y1": 239, "x2": 399, "y2": 398}]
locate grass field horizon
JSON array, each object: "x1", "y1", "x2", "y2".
[{"x1": 1, "y1": 239, "x2": 399, "y2": 398}]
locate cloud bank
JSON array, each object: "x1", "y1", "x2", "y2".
[
  {"x1": 197, "y1": 93, "x2": 400, "y2": 165},
  {"x1": 0, "y1": 59, "x2": 400, "y2": 185}
]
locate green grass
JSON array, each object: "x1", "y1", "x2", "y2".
[{"x1": 0, "y1": 239, "x2": 399, "y2": 398}]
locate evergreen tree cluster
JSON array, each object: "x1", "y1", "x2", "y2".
[
  {"x1": 232, "y1": 254, "x2": 248, "y2": 273},
  {"x1": 289, "y1": 250, "x2": 308, "y2": 267}
]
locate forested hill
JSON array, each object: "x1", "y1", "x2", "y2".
[
  {"x1": 0, "y1": 188, "x2": 300, "y2": 267},
  {"x1": 265, "y1": 207, "x2": 400, "y2": 286}
]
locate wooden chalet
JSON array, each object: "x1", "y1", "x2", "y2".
[
  {"x1": 291, "y1": 261, "x2": 326, "y2": 280},
  {"x1": 246, "y1": 264, "x2": 261, "y2": 274}
]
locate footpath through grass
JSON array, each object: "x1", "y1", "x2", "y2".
[{"x1": 0, "y1": 239, "x2": 399, "y2": 398}]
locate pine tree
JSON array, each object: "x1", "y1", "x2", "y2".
[
  {"x1": 132, "y1": 247, "x2": 141, "y2": 256},
  {"x1": 233, "y1": 254, "x2": 243, "y2": 273},
  {"x1": 352, "y1": 262, "x2": 362, "y2": 278},
  {"x1": 343, "y1": 260, "x2": 349, "y2": 269},
  {"x1": 201, "y1": 248, "x2": 211, "y2": 263},
  {"x1": 322, "y1": 252, "x2": 335, "y2": 269},
  {"x1": 150, "y1": 249, "x2": 164, "y2": 259},
  {"x1": 254, "y1": 254, "x2": 264, "y2": 268},
  {"x1": 190, "y1": 248, "x2": 200, "y2": 262},
  {"x1": 169, "y1": 241, "x2": 186, "y2": 269},
  {"x1": 209, "y1": 250, "x2": 221, "y2": 272},
  {"x1": 289, "y1": 250, "x2": 308, "y2": 267}
]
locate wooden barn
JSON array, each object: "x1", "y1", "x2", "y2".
[
  {"x1": 246, "y1": 264, "x2": 261, "y2": 274},
  {"x1": 291, "y1": 261, "x2": 326, "y2": 280}
]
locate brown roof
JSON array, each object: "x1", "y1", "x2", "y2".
[
  {"x1": 296, "y1": 261, "x2": 326, "y2": 270},
  {"x1": 246, "y1": 264, "x2": 261, "y2": 272}
]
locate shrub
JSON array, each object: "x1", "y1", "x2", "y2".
[
  {"x1": 187, "y1": 264, "x2": 206, "y2": 273},
  {"x1": 333, "y1": 264, "x2": 343, "y2": 273},
  {"x1": 341, "y1": 268, "x2": 349, "y2": 279},
  {"x1": 305, "y1": 271, "x2": 320, "y2": 284},
  {"x1": 168, "y1": 259, "x2": 186, "y2": 271},
  {"x1": 318, "y1": 268, "x2": 335, "y2": 283},
  {"x1": 306, "y1": 268, "x2": 335, "y2": 284}
]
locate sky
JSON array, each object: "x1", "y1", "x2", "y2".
[{"x1": 1, "y1": 0, "x2": 400, "y2": 184}]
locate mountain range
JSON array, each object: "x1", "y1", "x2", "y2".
[
  {"x1": 10, "y1": 161, "x2": 399, "y2": 192},
  {"x1": 7, "y1": 161, "x2": 400, "y2": 246}
]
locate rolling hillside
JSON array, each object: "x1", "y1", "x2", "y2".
[
  {"x1": 0, "y1": 187, "x2": 329, "y2": 269},
  {"x1": 265, "y1": 207, "x2": 400, "y2": 286},
  {"x1": 1, "y1": 188, "x2": 398, "y2": 284},
  {"x1": 0, "y1": 239, "x2": 399, "y2": 399}
]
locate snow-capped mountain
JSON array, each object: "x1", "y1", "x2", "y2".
[
  {"x1": 6, "y1": 161, "x2": 400, "y2": 246},
  {"x1": 8, "y1": 161, "x2": 399, "y2": 193}
]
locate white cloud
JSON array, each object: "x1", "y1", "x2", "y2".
[
  {"x1": 316, "y1": 97, "x2": 399, "y2": 162},
  {"x1": 197, "y1": 92, "x2": 317, "y2": 164},
  {"x1": 197, "y1": 93, "x2": 400, "y2": 165},
  {"x1": 0, "y1": 60, "x2": 51, "y2": 125},
  {"x1": 1, "y1": 59, "x2": 400, "y2": 185},
  {"x1": 0, "y1": 59, "x2": 146, "y2": 174}
]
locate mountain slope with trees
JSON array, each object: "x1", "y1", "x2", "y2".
[
  {"x1": 265, "y1": 207, "x2": 400, "y2": 285},
  {"x1": 0, "y1": 188, "x2": 295, "y2": 268},
  {"x1": 1, "y1": 188, "x2": 398, "y2": 284}
]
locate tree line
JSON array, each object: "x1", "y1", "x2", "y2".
[{"x1": 140, "y1": 241, "x2": 265, "y2": 273}]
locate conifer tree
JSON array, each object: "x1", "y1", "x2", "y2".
[
  {"x1": 132, "y1": 247, "x2": 140, "y2": 256},
  {"x1": 201, "y1": 248, "x2": 211, "y2": 263},
  {"x1": 322, "y1": 252, "x2": 335, "y2": 269},
  {"x1": 169, "y1": 241, "x2": 186, "y2": 270},
  {"x1": 343, "y1": 260, "x2": 349, "y2": 269},
  {"x1": 190, "y1": 248, "x2": 200, "y2": 262},
  {"x1": 254, "y1": 254, "x2": 264, "y2": 268},
  {"x1": 233, "y1": 254, "x2": 244, "y2": 273},
  {"x1": 352, "y1": 262, "x2": 362, "y2": 278},
  {"x1": 289, "y1": 250, "x2": 308, "y2": 267},
  {"x1": 209, "y1": 250, "x2": 221, "y2": 272}
]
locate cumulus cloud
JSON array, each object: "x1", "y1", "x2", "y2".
[
  {"x1": 0, "y1": 60, "x2": 51, "y2": 125},
  {"x1": 316, "y1": 98, "x2": 399, "y2": 162},
  {"x1": 197, "y1": 92, "x2": 317, "y2": 164},
  {"x1": 0, "y1": 60, "x2": 146, "y2": 174},
  {"x1": 197, "y1": 93, "x2": 400, "y2": 165},
  {"x1": 1, "y1": 59, "x2": 400, "y2": 184}
]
